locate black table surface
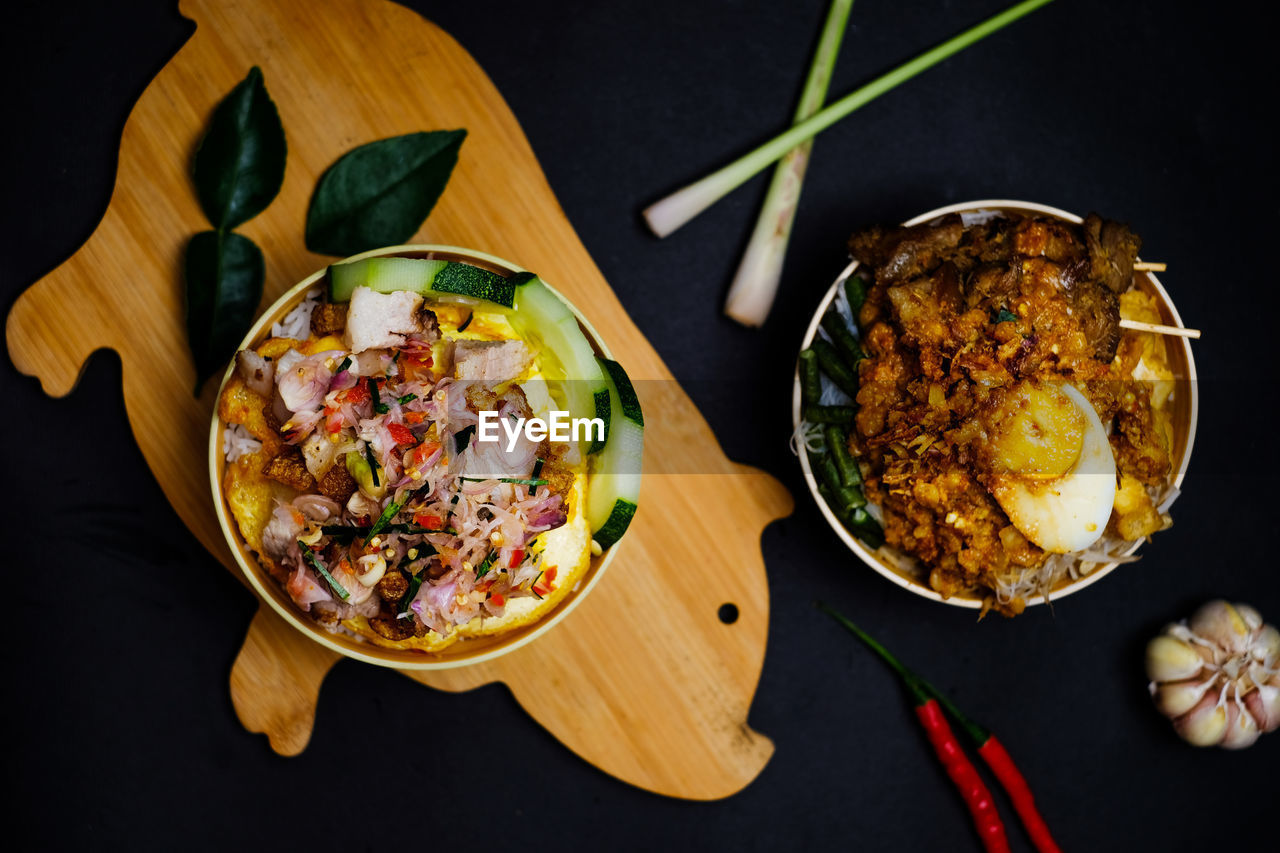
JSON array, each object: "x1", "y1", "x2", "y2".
[{"x1": 3, "y1": 1, "x2": 1274, "y2": 849}]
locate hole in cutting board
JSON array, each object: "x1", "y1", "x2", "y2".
[{"x1": 718, "y1": 603, "x2": 739, "y2": 624}]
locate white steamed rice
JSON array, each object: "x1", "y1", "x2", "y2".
[{"x1": 270, "y1": 287, "x2": 322, "y2": 340}]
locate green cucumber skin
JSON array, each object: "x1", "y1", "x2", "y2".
[
  {"x1": 327, "y1": 257, "x2": 517, "y2": 307},
  {"x1": 586, "y1": 356, "x2": 643, "y2": 545},
  {"x1": 598, "y1": 357, "x2": 643, "y2": 426},
  {"x1": 429, "y1": 262, "x2": 517, "y2": 307},
  {"x1": 509, "y1": 277, "x2": 609, "y2": 452},
  {"x1": 588, "y1": 387, "x2": 611, "y2": 454},
  {"x1": 591, "y1": 499, "x2": 637, "y2": 550}
]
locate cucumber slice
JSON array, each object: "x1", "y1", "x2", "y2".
[
  {"x1": 328, "y1": 257, "x2": 518, "y2": 307},
  {"x1": 508, "y1": 277, "x2": 610, "y2": 453},
  {"x1": 587, "y1": 357, "x2": 643, "y2": 549}
]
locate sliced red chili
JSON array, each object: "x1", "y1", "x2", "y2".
[
  {"x1": 414, "y1": 513, "x2": 444, "y2": 531},
  {"x1": 344, "y1": 382, "x2": 370, "y2": 405},
  {"x1": 388, "y1": 423, "x2": 416, "y2": 446},
  {"x1": 508, "y1": 548, "x2": 525, "y2": 569}
]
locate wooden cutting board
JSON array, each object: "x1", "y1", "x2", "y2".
[{"x1": 4, "y1": 0, "x2": 791, "y2": 799}]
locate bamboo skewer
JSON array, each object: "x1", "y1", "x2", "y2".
[
  {"x1": 1125, "y1": 260, "x2": 1198, "y2": 338},
  {"x1": 1118, "y1": 319, "x2": 1200, "y2": 339}
]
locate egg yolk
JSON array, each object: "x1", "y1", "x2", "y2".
[{"x1": 988, "y1": 382, "x2": 1085, "y2": 480}]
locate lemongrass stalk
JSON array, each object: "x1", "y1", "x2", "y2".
[
  {"x1": 725, "y1": 0, "x2": 855, "y2": 327},
  {"x1": 643, "y1": 0, "x2": 1055, "y2": 239}
]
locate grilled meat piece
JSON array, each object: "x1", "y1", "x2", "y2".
[
  {"x1": 1060, "y1": 259, "x2": 1121, "y2": 361},
  {"x1": 1084, "y1": 212, "x2": 1141, "y2": 293},
  {"x1": 849, "y1": 214, "x2": 965, "y2": 283}
]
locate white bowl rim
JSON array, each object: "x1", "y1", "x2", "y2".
[
  {"x1": 209, "y1": 244, "x2": 621, "y2": 669},
  {"x1": 792, "y1": 200, "x2": 1199, "y2": 608}
]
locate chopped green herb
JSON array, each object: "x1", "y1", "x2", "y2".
[
  {"x1": 298, "y1": 540, "x2": 349, "y2": 601},
  {"x1": 399, "y1": 573, "x2": 424, "y2": 616},
  {"x1": 325, "y1": 522, "x2": 438, "y2": 540},
  {"x1": 457, "y1": 475, "x2": 549, "y2": 486},
  {"x1": 367, "y1": 499, "x2": 404, "y2": 540},
  {"x1": 397, "y1": 392, "x2": 418, "y2": 405},
  {"x1": 995, "y1": 308, "x2": 1018, "y2": 324},
  {"x1": 453, "y1": 425, "x2": 476, "y2": 455},
  {"x1": 369, "y1": 377, "x2": 389, "y2": 414},
  {"x1": 474, "y1": 551, "x2": 496, "y2": 579},
  {"x1": 337, "y1": 356, "x2": 352, "y2": 373},
  {"x1": 363, "y1": 443, "x2": 381, "y2": 487},
  {"x1": 530, "y1": 458, "x2": 545, "y2": 494},
  {"x1": 457, "y1": 311, "x2": 473, "y2": 332}
]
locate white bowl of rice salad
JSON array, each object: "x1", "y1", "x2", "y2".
[
  {"x1": 793, "y1": 201, "x2": 1198, "y2": 616},
  {"x1": 210, "y1": 245, "x2": 643, "y2": 668}
]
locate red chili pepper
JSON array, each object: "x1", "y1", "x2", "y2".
[
  {"x1": 978, "y1": 738, "x2": 1060, "y2": 853},
  {"x1": 344, "y1": 382, "x2": 370, "y2": 405},
  {"x1": 387, "y1": 423, "x2": 416, "y2": 446},
  {"x1": 915, "y1": 699, "x2": 1010, "y2": 853},
  {"x1": 532, "y1": 565, "x2": 558, "y2": 597},
  {"x1": 490, "y1": 592, "x2": 505, "y2": 607},
  {"x1": 822, "y1": 605, "x2": 1060, "y2": 853},
  {"x1": 508, "y1": 548, "x2": 525, "y2": 568},
  {"x1": 927, "y1": 692, "x2": 1061, "y2": 853},
  {"x1": 414, "y1": 513, "x2": 444, "y2": 531}
]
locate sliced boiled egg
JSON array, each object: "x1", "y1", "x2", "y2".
[{"x1": 987, "y1": 382, "x2": 1116, "y2": 553}]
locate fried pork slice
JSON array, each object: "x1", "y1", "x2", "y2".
[
  {"x1": 453, "y1": 339, "x2": 532, "y2": 381},
  {"x1": 315, "y1": 460, "x2": 357, "y2": 503},
  {"x1": 262, "y1": 447, "x2": 316, "y2": 492},
  {"x1": 344, "y1": 286, "x2": 426, "y2": 353},
  {"x1": 310, "y1": 302, "x2": 348, "y2": 336}
]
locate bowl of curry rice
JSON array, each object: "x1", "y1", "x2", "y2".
[{"x1": 794, "y1": 200, "x2": 1197, "y2": 616}]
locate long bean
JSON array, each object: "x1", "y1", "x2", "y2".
[
  {"x1": 811, "y1": 339, "x2": 859, "y2": 399},
  {"x1": 823, "y1": 425, "x2": 862, "y2": 487},
  {"x1": 803, "y1": 404, "x2": 855, "y2": 424},
  {"x1": 821, "y1": 312, "x2": 864, "y2": 369},
  {"x1": 799, "y1": 348, "x2": 823, "y2": 406},
  {"x1": 844, "y1": 273, "x2": 868, "y2": 313}
]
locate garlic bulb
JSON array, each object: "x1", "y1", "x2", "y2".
[{"x1": 1146, "y1": 600, "x2": 1280, "y2": 749}]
